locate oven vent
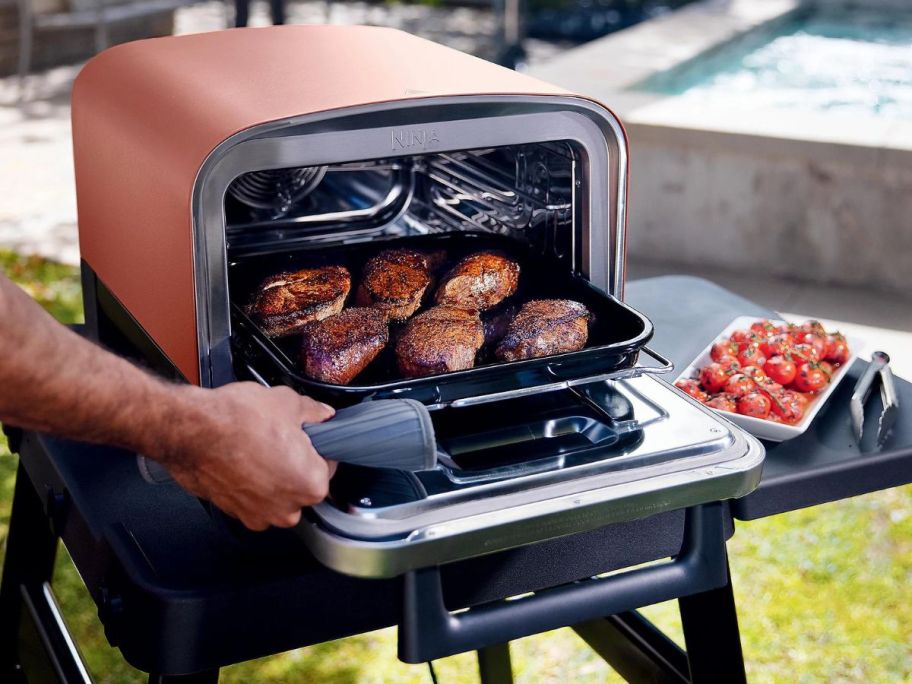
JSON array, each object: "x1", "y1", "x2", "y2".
[{"x1": 228, "y1": 166, "x2": 327, "y2": 216}]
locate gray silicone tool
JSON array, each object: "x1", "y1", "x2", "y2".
[{"x1": 137, "y1": 398, "x2": 437, "y2": 484}]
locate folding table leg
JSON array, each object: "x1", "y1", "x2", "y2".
[
  {"x1": 477, "y1": 642, "x2": 513, "y2": 684},
  {"x1": 0, "y1": 463, "x2": 59, "y2": 679},
  {"x1": 678, "y1": 556, "x2": 746, "y2": 684}
]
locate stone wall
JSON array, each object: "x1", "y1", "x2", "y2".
[
  {"x1": 625, "y1": 122, "x2": 912, "y2": 295},
  {"x1": 0, "y1": 0, "x2": 174, "y2": 77}
]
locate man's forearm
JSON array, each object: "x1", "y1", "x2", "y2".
[{"x1": 0, "y1": 274, "x2": 204, "y2": 457}]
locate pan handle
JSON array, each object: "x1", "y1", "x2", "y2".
[{"x1": 398, "y1": 502, "x2": 726, "y2": 663}]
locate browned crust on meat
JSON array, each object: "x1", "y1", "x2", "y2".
[
  {"x1": 300, "y1": 308, "x2": 389, "y2": 385},
  {"x1": 434, "y1": 251, "x2": 520, "y2": 311},
  {"x1": 495, "y1": 299, "x2": 590, "y2": 361},
  {"x1": 355, "y1": 248, "x2": 444, "y2": 321},
  {"x1": 395, "y1": 306, "x2": 484, "y2": 378},
  {"x1": 251, "y1": 265, "x2": 351, "y2": 337}
]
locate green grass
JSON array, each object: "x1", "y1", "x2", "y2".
[{"x1": 1, "y1": 250, "x2": 910, "y2": 682}]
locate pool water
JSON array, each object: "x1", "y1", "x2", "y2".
[{"x1": 637, "y1": 8, "x2": 912, "y2": 119}]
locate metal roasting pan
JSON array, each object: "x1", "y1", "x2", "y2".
[{"x1": 229, "y1": 232, "x2": 670, "y2": 407}]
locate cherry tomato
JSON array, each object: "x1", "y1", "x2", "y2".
[
  {"x1": 793, "y1": 332, "x2": 828, "y2": 360},
  {"x1": 764, "y1": 355, "x2": 797, "y2": 386},
  {"x1": 769, "y1": 389, "x2": 804, "y2": 424},
  {"x1": 737, "y1": 391, "x2": 772, "y2": 419},
  {"x1": 725, "y1": 373, "x2": 756, "y2": 397},
  {"x1": 675, "y1": 379, "x2": 709, "y2": 402},
  {"x1": 791, "y1": 362, "x2": 828, "y2": 393},
  {"x1": 699, "y1": 363, "x2": 729, "y2": 393},
  {"x1": 750, "y1": 319, "x2": 780, "y2": 338},
  {"x1": 799, "y1": 320, "x2": 826, "y2": 335},
  {"x1": 760, "y1": 333, "x2": 793, "y2": 359},
  {"x1": 825, "y1": 333, "x2": 850, "y2": 364},
  {"x1": 790, "y1": 343, "x2": 821, "y2": 364},
  {"x1": 711, "y1": 340, "x2": 738, "y2": 363},
  {"x1": 718, "y1": 356, "x2": 741, "y2": 372},
  {"x1": 706, "y1": 394, "x2": 737, "y2": 413},
  {"x1": 737, "y1": 345, "x2": 767, "y2": 369},
  {"x1": 740, "y1": 365, "x2": 767, "y2": 381},
  {"x1": 729, "y1": 329, "x2": 760, "y2": 352},
  {"x1": 754, "y1": 376, "x2": 784, "y2": 394},
  {"x1": 818, "y1": 360, "x2": 834, "y2": 379}
]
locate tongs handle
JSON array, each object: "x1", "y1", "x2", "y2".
[{"x1": 852, "y1": 351, "x2": 890, "y2": 406}]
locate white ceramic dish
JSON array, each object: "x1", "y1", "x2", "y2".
[{"x1": 675, "y1": 316, "x2": 860, "y2": 442}]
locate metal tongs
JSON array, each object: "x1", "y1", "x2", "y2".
[{"x1": 850, "y1": 351, "x2": 900, "y2": 445}]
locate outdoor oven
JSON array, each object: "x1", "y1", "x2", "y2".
[{"x1": 71, "y1": 25, "x2": 763, "y2": 662}]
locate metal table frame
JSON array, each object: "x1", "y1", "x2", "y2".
[{"x1": 2, "y1": 276, "x2": 910, "y2": 683}]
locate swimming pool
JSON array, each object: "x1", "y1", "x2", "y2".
[{"x1": 638, "y1": 7, "x2": 912, "y2": 119}]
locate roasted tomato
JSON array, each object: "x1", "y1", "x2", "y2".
[
  {"x1": 737, "y1": 345, "x2": 767, "y2": 369},
  {"x1": 825, "y1": 332, "x2": 850, "y2": 364},
  {"x1": 717, "y1": 356, "x2": 742, "y2": 371},
  {"x1": 750, "y1": 319, "x2": 780, "y2": 338},
  {"x1": 790, "y1": 343, "x2": 821, "y2": 364},
  {"x1": 792, "y1": 362, "x2": 828, "y2": 393},
  {"x1": 760, "y1": 333, "x2": 793, "y2": 359},
  {"x1": 729, "y1": 329, "x2": 760, "y2": 352},
  {"x1": 699, "y1": 363, "x2": 730, "y2": 393},
  {"x1": 818, "y1": 360, "x2": 835, "y2": 379},
  {"x1": 711, "y1": 340, "x2": 739, "y2": 363},
  {"x1": 793, "y1": 331, "x2": 828, "y2": 360},
  {"x1": 740, "y1": 365, "x2": 767, "y2": 381},
  {"x1": 675, "y1": 379, "x2": 709, "y2": 402},
  {"x1": 764, "y1": 355, "x2": 797, "y2": 386},
  {"x1": 706, "y1": 394, "x2": 737, "y2": 413},
  {"x1": 769, "y1": 389, "x2": 804, "y2": 424},
  {"x1": 737, "y1": 391, "x2": 772, "y2": 419},
  {"x1": 754, "y1": 375, "x2": 784, "y2": 394},
  {"x1": 799, "y1": 320, "x2": 826, "y2": 335},
  {"x1": 725, "y1": 373, "x2": 756, "y2": 397}
]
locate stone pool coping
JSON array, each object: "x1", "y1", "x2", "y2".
[{"x1": 529, "y1": 0, "x2": 912, "y2": 168}]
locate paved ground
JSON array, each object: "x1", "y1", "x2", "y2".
[{"x1": 1, "y1": 0, "x2": 910, "y2": 378}]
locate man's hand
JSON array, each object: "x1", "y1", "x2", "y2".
[
  {"x1": 0, "y1": 273, "x2": 338, "y2": 532},
  {"x1": 157, "y1": 383, "x2": 337, "y2": 531}
]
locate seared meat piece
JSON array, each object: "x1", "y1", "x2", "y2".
[
  {"x1": 356, "y1": 248, "x2": 445, "y2": 321},
  {"x1": 251, "y1": 265, "x2": 350, "y2": 337},
  {"x1": 482, "y1": 304, "x2": 518, "y2": 347},
  {"x1": 300, "y1": 308, "x2": 389, "y2": 385},
  {"x1": 495, "y1": 299, "x2": 590, "y2": 361},
  {"x1": 435, "y1": 251, "x2": 520, "y2": 311},
  {"x1": 395, "y1": 306, "x2": 485, "y2": 378}
]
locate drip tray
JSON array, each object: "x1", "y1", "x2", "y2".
[{"x1": 298, "y1": 376, "x2": 764, "y2": 578}]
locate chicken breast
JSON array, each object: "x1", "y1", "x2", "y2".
[
  {"x1": 495, "y1": 299, "x2": 590, "y2": 361},
  {"x1": 395, "y1": 306, "x2": 485, "y2": 378},
  {"x1": 300, "y1": 308, "x2": 389, "y2": 385},
  {"x1": 434, "y1": 251, "x2": 520, "y2": 311},
  {"x1": 250, "y1": 265, "x2": 351, "y2": 337},
  {"x1": 356, "y1": 248, "x2": 445, "y2": 321}
]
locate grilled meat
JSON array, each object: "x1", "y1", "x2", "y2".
[
  {"x1": 356, "y1": 248, "x2": 445, "y2": 321},
  {"x1": 495, "y1": 299, "x2": 590, "y2": 361},
  {"x1": 251, "y1": 265, "x2": 350, "y2": 337},
  {"x1": 300, "y1": 308, "x2": 389, "y2": 385},
  {"x1": 396, "y1": 306, "x2": 485, "y2": 378},
  {"x1": 482, "y1": 304, "x2": 518, "y2": 347},
  {"x1": 435, "y1": 251, "x2": 520, "y2": 311}
]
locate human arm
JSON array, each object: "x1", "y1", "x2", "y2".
[{"x1": 0, "y1": 273, "x2": 335, "y2": 530}]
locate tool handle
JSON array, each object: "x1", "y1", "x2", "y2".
[
  {"x1": 137, "y1": 398, "x2": 437, "y2": 485},
  {"x1": 304, "y1": 399, "x2": 436, "y2": 471}
]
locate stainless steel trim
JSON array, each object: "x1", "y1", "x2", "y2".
[{"x1": 191, "y1": 96, "x2": 628, "y2": 387}]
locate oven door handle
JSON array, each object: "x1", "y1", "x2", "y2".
[
  {"x1": 446, "y1": 346, "x2": 674, "y2": 409},
  {"x1": 398, "y1": 502, "x2": 726, "y2": 663}
]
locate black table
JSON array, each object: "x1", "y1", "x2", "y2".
[{"x1": 2, "y1": 276, "x2": 910, "y2": 683}]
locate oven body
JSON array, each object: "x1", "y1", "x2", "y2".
[{"x1": 74, "y1": 26, "x2": 764, "y2": 582}]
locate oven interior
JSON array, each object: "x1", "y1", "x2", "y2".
[{"x1": 224, "y1": 141, "x2": 579, "y2": 263}]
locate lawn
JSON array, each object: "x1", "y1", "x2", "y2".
[{"x1": 0, "y1": 250, "x2": 910, "y2": 683}]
